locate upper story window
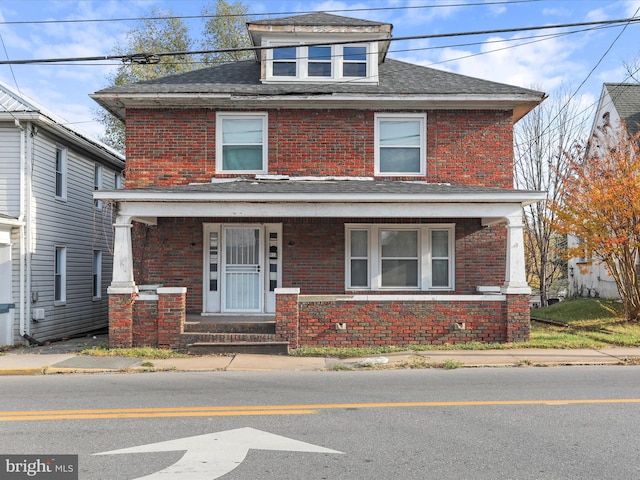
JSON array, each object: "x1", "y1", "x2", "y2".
[
  {"x1": 115, "y1": 172, "x2": 125, "y2": 189},
  {"x1": 374, "y1": 113, "x2": 426, "y2": 176},
  {"x1": 273, "y1": 46, "x2": 297, "y2": 76},
  {"x1": 216, "y1": 112, "x2": 268, "y2": 174},
  {"x1": 308, "y1": 46, "x2": 331, "y2": 77},
  {"x1": 343, "y1": 46, "x2": 367, "y2": 76},
  {"x1": 265, "y1": 41, "x2": 377, "y2": 83},
  {"x1": 94, "y1": 164, "x2": 103, "y2": 210},
  {"x1": 55, "y1": 148, "x2": 67, "y2": 200}
]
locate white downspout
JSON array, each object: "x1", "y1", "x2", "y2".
[
  {"x1": 24, "y1": 122, "x2": 34, "y2": 339},
  {"x1": 15, "y1": 119, "x2": 27, "y2": 341}
]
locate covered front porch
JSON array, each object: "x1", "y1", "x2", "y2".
[{"x1": 97, "y1": 179, "x2": 543, "y2": 352}]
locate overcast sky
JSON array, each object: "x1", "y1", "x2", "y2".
[{"x1": 0, "y1": 0, "x2": 639, "y2": 141}]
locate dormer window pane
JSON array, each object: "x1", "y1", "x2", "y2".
[
  {"x1": 308, "y1": 46, "x2": 331, "y2": 77},
  {"x1": 273, "y1": 47, "x2": 297, "y2": 76},
  {"x1": 343, "y1": 46, "x2": 367, "y2": 77}
]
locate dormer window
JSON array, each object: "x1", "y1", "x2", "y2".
[
  {"x1": 273, "y1": 46, "x2": 297, "y2": 77},
  {"x1": 343, "y1": 47, "x2": 366, "y2": 76},
  {"x1": 264, "y1": 41, "x2": 378, "y2": 84},
  {"x1": 308, "y1": 46, "x2": 331, "y2": 77}
]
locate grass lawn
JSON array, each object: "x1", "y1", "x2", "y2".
[{"x1": 528, "y1": 298, "x2": 640, "y2": 349}]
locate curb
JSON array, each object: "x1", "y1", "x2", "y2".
[{"x1": 0, "y1": 368, "x2": 45, "y2": 376}]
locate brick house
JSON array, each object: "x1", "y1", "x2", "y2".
[{"x1": 92, "y1": 12, "x2": 546, "y2": 353}]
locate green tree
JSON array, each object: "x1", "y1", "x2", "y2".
[
  {"x1": 94, "y1": 1, "x2": 251, "y2": 151},
  {"x1": 200, "y1": 0, "x2": 253, "y2": 65}
]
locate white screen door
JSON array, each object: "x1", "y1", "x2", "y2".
[{"x1": 222, "y1": 227, "x2": 263, "y2": 312}]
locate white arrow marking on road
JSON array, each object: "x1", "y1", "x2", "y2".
[{"x1": 95, "y1": 427, "x2": 343, "y2": 479}]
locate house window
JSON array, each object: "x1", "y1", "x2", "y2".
[
  {"x1": 265, "y1": 42, "x2": 376, "y2": 83},
  {"x1": 349, "y1": 229, "x2": 369, "y2": 288},
  {"x1": 115, "y1": 172, "x2": 125, "y2": 189},
  {"x1": 375, "y1": 113, "x2": 426, "y2": 176},
  {"x1": 343, "y1": 46, "x2": 367, "y2": 77},
  {"x1": 346, "y1": 224, "x2": 454, "y2": 291},
  {"x1": 272, "y1": 46, "x2": 297, "y2": 77},
  {"x1": 94, "y1": 164, "x2": 103, "y2": 210},
  {"x1": 92, "y1": 250, "x2": 102, "y2": 299},
  {"x1": 54, "y1": 246, "x2": 66, "y2": 304},
  {"x1": 381, "y1": 230, "x2": 419, "y2": 287},
  {"x1": 55, "y1": 148, "x2": 67, "y2": 200},
  {"x1": 308, "y1": 46, "x2": 332, "y2": 77},
  {"x1": 216, "y1": 113, "x2": 268, "y2": 173}
]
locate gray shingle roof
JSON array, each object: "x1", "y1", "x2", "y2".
[
  {"x1": 605, "y1": 83, "x2": 640, "y2": 138},
  {"x1": 94, "y1": 58, "x2": 542, "y2": 98},
  {"x1": 107, "y1": 178, "x2": 537, "y2": 197},
  {"x1": 248, "y1": 12, "x2": 389, "y2": 28}
]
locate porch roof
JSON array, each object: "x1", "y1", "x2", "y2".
[
  {"x1": 96, "y1": 178, "x2": 544, "y2": 224},
  {"x1": 96, "y1": 177, "x2": 544, "y2": 203}
]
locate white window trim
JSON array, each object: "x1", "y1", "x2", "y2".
[
  {"x1": 345, "y1": 224, "x2": 455, "y2": 291},
  {"x1": 54, "y1": 245, "x2": 67, "y2": 305},
  {"x1": 374, "y1": 113, "x2": 427, "y2": 176},
  {"x1": 93, "y1": 249, "x2": 102, "y2": 300},
  {"x1": 215, "y1": 112, "x2": 268, "y2": 174},
  {"x1": 115, "y1": 172, "x2": 125, "y2": 189},
  {"x1": 264, "y1": 39, "x2": 378, "y2": 84},
  {"x1": 94, "y1": 163, "x2": 104, "y2": 210},
  {"x1": 55, "y1": 148, "x2": 68, "y2": 201}
]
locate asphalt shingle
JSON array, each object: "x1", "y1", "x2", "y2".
[{"x1": 605, "y1": 83, "x2": 640, "y2": 138}]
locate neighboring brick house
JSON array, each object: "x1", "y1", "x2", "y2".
[{"x1": 92, "y1": 12, "x2": 545, "y2": 353}]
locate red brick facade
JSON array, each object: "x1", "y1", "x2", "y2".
[
  {"x1": 107, "y1": 106, "x2": 531, "y2": 350},
  {"x1": 297, "y1": 298, "x2": 509, "y2": 347},
  {"x1": 124, "y1": 108, "x2": 514, "y2": 188}
]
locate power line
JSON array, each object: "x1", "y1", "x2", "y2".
[
  {"x1": 516, "y1": 5, "x2": 640, "y2": 151},
  {"x1": 0, "y1": 15, "x2": 637, "y2": 66},
  {"x1": 0, "y1": 0, "x2": 544, "y2": 25}
]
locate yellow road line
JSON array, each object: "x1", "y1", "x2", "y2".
[
  {"x1": 1, "y1": 398, "x2": 638, "y2": 422},
  {"x1": 0, "y1": 409, "x2": 316, "y2": 422}
]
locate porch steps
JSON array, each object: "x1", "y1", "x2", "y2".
[
  {"x1": 181, "y1": 318, "x2": 289, "y2": 355},
  {"x1": 187, "y1": 341, "x2": 290, "y2": 355}
]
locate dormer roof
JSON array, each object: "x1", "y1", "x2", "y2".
[{"x1": 247, "y1": 12, "x2": 392, "y2": 63}]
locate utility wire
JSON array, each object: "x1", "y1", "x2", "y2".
[
  {"x1": 0, "y1": 0, "x2": 544, "y2": 25},
  {"x1": 516, "y1": 5, "x2": 640, "y2": 150},
  {"x1": 0, "y1": 15, "x2": 637, "y2": 66}
]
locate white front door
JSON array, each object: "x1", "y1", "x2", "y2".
[
  {"x1": 203, "y1": 223, "x2": 281, "y2": 314},
  {"x1": 222, "y1": 226, "x2": 263, "y2": 312}
]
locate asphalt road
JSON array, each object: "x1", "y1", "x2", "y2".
[{"x1": 1, "y1": 367, "x2": 639, "y2": 479}]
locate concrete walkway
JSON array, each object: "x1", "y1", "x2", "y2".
[{"x1": 2, "y1": 335, "x2": 640, "y2": 375}]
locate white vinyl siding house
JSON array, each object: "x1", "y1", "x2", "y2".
[
  {"x1": 568, "y1": 83, "x2": 640, "y2": 300},
  {"x1": 0, "y1": 82, "x2": 124, "y2": 346}
]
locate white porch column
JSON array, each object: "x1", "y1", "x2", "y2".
[
  {"x1": 501, "y1": 214, "x2": 531, "y2": 294},
  {"x1": 108, "y1": 214, "x2": 137, "y2": 293}
]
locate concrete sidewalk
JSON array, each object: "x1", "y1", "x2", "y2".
[{"x1": 2, "y1": 337, "x2": 640, "y2": 375}]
